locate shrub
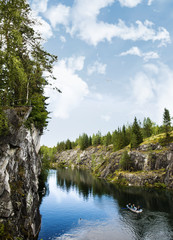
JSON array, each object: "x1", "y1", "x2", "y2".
[
  {"x1": 119, "y1": 150, "x2": 133, "y2": 170},
  {"x1": 0, "y1": 109, "x2": 9, "y2": 136}
]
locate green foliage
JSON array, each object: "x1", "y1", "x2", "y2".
[
  {"x1": 112, "y1": 126, "x2": 130, "y2": 151},
  {"x1": 142, "y1": 117, "x2": 153, "y2": 138},
  {"x1": 39, "y1": 146, "x2": 56, "y2": 190},
  {"x1": 92, "y1": 131, "x2": 101, "y2": 146},
  {"x1": 0, "y1": 222, "x2": 13, "y2": 239},
  {"x1": 66, "y1": 139, "x2": 72, "y2": 150},
  {"x1": 119, "y1": 151, "x2": 133, "y2": 170},
  {"x1": 153, "y1": 182, "x2": 166, "y2": 189},
  {"x1": 57, "y1": 141, "x2": 66, "y2": 152},
  {"x1": 79, "y1": 133, "x2": 90, "y2": 150},
  {"x1": 163, "y1": 108, "x2": 171, "y2": 138},
  {"x1": 40, "y1": 145, "x2": 56, "y2": 163},
  {"x1": 0, "y1": 0, "x2": 58, "y2": 131},
  {"x1": 103, "y1": 131, "x2": 112, "y2": 146},
  {"x1": 0, "y1": 107, "x2": 9, "y2": 136},
  {"x1": 0, "y1": 223, "x2": 5, "y2": 237},
  {"x1": 131, "y1": 117, "x2": 143, "y2": 148}
]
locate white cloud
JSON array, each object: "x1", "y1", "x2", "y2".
[
  {"x1": 29, "y1": 11, "x2": 53, "y2": 42},
  {"x1": 131, "y1": 72, "x2": 155, "y2": 104},
  {"x1": 30, "y1": 0, "x2": 48, "y2": 13},
  {"x1": 43, "y1": 1, "x2": 170, "y2": 46},
  {"x1": 119, "y1": 0, "x2": 142, "y2": 8},
  {"x1": 33, "y1": 15, "x2": 53, "y2": 41},
  {"x1": 87, "y1": 61, "x2": 107, "y2": 75},
  {"x1": 148, "y1": 0, "x2": 154, "y2": 6},
  {"x1": 120, "y1": 46, "x2": 159, "y2": 61},
  {"x1": 116, "y1": 20, "x2": 170, "y2": 46},
  {"x1": 60, "y1": 35, "x2": 66, "y2": 43},
  {"x1": 67, "y1": 56, "x2": 85, "y2": 72},
  {"x1": 45, "y1": 56, "x2": 89, "y2": 119},
  {"x1": 130, "y1": 62, "x2": 173, "y2": 123},
  {"x1": 46, "y1": 4, "x2": 70, "y2": 28}
]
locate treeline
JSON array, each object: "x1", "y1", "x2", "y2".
[
  {"x1": 53, "y1": 108, "x2": 172, "y2": 152},
  {"x1": 0, "y1": 0, "x2": 58, "y2": 132}
]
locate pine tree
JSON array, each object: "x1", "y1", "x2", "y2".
[
  {"x1": 163, "y1": 108, "x2": 171, "y2": 138},
  {"x1": 119, "y1": 150, "x2": 133, "y2": 170},
  {"x1": 142, "y1": 117, "x2": 153, "y2": 138},
  {"x1": 0, "y1": 0, "x2": 58, "y2": 130},
  {"x1": 131, "y1": 117, "x2": 143, "y2": 148},
  {"x1": 79, "y1": 133, "x2": 89, "y2": 150},
  {"x1": 104, "y1": 131, "x2": 112, "y2": 146},
  {"x1": 66, "y1": 139, "x2": 72, "y2": 150}
]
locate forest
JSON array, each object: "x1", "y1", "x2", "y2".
[{"x1": 40, "y1": 108, "x2": 173, "y2": 163}]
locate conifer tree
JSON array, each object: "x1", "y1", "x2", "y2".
[
  {"x1": 163, "y1": 108, "x2": 171, "y2": 138},
  {"x1": 104, "y1": 131, "x2": 112, "y2": 146},
  {"x1": 79, "y1": 133, "x2": 89, "y2": 150},
  {"x1": 66, "y1": 139, "x2": 72, "y2": 150},
  {"x1": 0, "y1": 0, "x2": 58, "y2": 131},
  {"x1": 131, "y1": 117, "x2": 143, "y2": 148},
  {"x1": 142, "y1": 117, "x2": 153, "y2": 138}
]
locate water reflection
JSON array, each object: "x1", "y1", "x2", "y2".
[{"x1": 38, "y1": 169, "x2": 173, "y2": 240}]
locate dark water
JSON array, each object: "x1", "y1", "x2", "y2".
[{"x1": 38, "y1": 169, "x2": 173, "y2": 240}]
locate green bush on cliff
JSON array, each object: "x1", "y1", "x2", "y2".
[
  {"x1": 0, "y1": 108, "x2": 9, "y2": 136},
  {"x1": 119, "y1": 151, "x2": 133, "y2": 170}
]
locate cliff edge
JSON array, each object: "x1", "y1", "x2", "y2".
[{"x1": 0, "y1": 107, "x2": 41, "y2": 239}]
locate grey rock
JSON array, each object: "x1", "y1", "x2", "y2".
[{"x1": 0, "y1": 107, "x2": 41, "y2": 239}]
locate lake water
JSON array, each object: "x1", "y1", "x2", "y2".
[{"x1": 38, "y1": 168, "x2": 173, "y2": 240}]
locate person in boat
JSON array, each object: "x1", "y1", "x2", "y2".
[
  {"x1": 137, "y1": 206, "x2": 141, "y2": 211},
  {"x1": 128, "y1": 203, "x2": 132, "y2": 208},
  {"x1": 132, "y1": 204, "x2": 136, "y2": 210}
]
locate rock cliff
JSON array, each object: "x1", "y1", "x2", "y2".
[
  {"x1": 0, "y1": 107, "x2": 41, "y2": 239},
  {"x1": 54, "y1": 143, "x2": 173, "y2": 189}
]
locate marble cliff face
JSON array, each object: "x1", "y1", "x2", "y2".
[
  {"x1": 0, "y1": 107, "x2": 41, "y2": 240},
  {"x1": 54, "y1": 143, "x2": 173, "y2": 189}
]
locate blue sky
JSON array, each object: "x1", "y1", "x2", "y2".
[{"x1": 28, "y1": 0, "x2": 173, "y2": 147}]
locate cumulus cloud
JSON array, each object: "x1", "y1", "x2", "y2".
[
  {"x1": 130, "y1": 62, "x2": 173, "y2": 123},
  {"x1": 119, "y1": 0, "x2": 142, "y2": 8},
  {"x1": 115, "y1": 20, "x2": 170, "y2": 46},
  {"x1": 43, "y1": 1, "x2": 170, "y2": 46},
  {"x1": 46, "y1": 4, "x2": 70, "y2": 28},
  {"x1": 120, "y1": 46, "x2": 159, "y2": 61},
  {"x1": 30, "y1": 0, "x2": 48, "y2": 13},
  {"x1": 45, "y1": 56, "x2": 89, "y2": 119},
  {"x1": 33, "y1": 15, "x2": 53, "y2": 41},
  {"x1": 131, "y1": 72, "x2": 155, "y2": 104},
  {"x1": 87, "y1": 61, "x2": 107, "y2": 75},
  {"x1": 29, "y1": 1, "x2": 53, "y2": 41}
]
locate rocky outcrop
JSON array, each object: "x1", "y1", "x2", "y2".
[
  {"x1": 54, "y1": 143, "x2": 173, "y2": 189},
  {"x1": 0, "y1": 107, "x2": 41, "y2": 239}
]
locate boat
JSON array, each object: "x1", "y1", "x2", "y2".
[{"x1": 126, "y1": 205, "x2": 143, "y2": 213}]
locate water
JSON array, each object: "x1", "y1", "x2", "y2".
[{"x1": 38, "y1": 169, "x2": 173, "y2": 240}]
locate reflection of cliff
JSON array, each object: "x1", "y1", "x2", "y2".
[
  {"x1": 56, "y1": 168, "x2": 173, "y2": 213},
  {"x1": 0, "y1": 108, "x2": 41, "y2": 239},
  {"x1": 56, "y1": 168, "x2": 108, "y2": 199},
  {"x1": 56, "y1": 168, "x2": 173, "y2": 240}
]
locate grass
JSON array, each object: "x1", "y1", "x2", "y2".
[{"x1": 142, "y1": 130, "x2": 173, "y2": 145}]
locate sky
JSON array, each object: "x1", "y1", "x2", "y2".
[{"x1": 28, "y1": 0, "x2": 173, "y2": 147}]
